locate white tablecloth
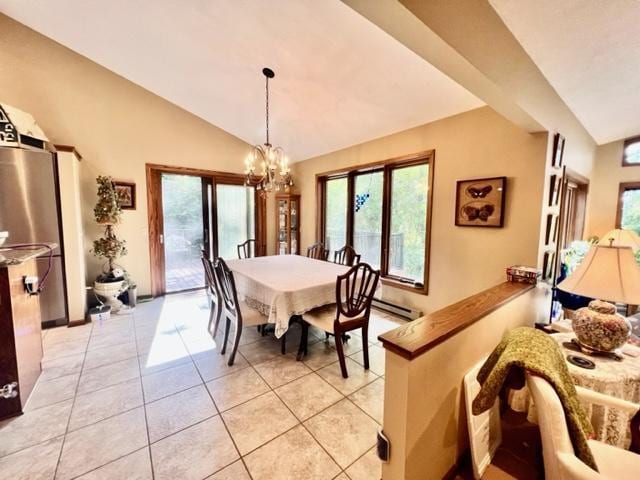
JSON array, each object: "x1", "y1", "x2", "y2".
[
  {"x1": 226, "y1": 255, "x2": 349, "y2": 337},
  {"x1": 510, "y1": 332, "x2": 640, "y2": 448}
]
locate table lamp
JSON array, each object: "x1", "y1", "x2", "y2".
[
  {"x1": 598, "y1": 228, "x2": 640, "y2": 252},
  {"x1": 557, "y1": 244, "x2": 640, "y2": 352}
]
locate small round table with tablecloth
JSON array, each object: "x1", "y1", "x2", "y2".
[{"x1": 509, "y1": 332, "x2": 640, "y2": 448}]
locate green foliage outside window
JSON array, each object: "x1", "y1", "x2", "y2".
[{"x1": 620, "y1": 189, "x2": 640, "y2": 235}]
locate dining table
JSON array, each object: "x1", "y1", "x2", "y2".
[{"x1": 225, "y1": 255, "x2": 350, "y2": 338}]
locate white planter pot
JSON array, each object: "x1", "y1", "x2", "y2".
[{"x1": 94, "y1": 279, "x2": 126, "y2": 313}]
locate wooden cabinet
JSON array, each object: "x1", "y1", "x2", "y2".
[
  {"x1": 0, "y1": 258, "x2": 43, "y2": 420},
  {"x1": 276, "y1": 193, "x2": 300, "y2": 255}
]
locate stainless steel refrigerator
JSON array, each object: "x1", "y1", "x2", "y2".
[{"x1": 0, "y1": 146, "x2": 69, "y2": 327}]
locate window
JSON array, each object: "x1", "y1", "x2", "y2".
[
  {"x1": 617, "y1": 182, "x2": 640, "y2": 234},
  {"x1": 389, "y1": 164, "x2": 429, "y2": 281},
  {"x1": 324, "y1": 177, "x2": 348, "y2": 251},
  {"x1": 354, "y1": 171, "x2": 384, "y2": 268},
  {"x1": 623, "y1": 136, "x2": 640, "y2": 166},
  {"x1": 318, "y1": 151, "x2": 434, "y2": 293}
]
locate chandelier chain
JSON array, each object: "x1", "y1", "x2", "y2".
[
  {"x1": 265, "y1": 74, "x2": 270, "y2": 145},
  {"x1": 244, "y1": 67, "x2": 292, "y2": 196}
]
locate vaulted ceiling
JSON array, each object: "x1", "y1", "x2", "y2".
[
  {"x1": 0, "y1": 0, "x2": 483, "y2": 161},
  {"x1": 490, "y1": 0, "x2": 640, "y2": 144}
]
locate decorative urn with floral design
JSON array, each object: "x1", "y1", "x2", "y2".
[
  {"x1": 572, "y1": 300, "x2": 630, "y2": 352},
  {"x1": 557, "y1": 244, "x2": 640, "y2": 353}
]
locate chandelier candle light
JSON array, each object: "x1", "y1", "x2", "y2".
[{"x1": 244, "y1": 67, "x2": 293, "y2": 195}]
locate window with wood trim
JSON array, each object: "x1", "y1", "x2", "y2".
[
  {"x1": 617, "y1": 182, "x2": 640, "y2": 234},
  {"x1": 623, "y1": 136, "x2": 640, "y2": 166},
  {"x1": 318, "y1": 151, "x2": 434, "y2": 293}
]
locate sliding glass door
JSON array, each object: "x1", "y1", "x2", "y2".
[
  {"x1": 161, "y1": 173, "x2": 206, "y2": 292},
  {"x1": 215, "y1": 184, "x2": 256, "y2": 259},
  {"x1": 157, "y1": 172, "x2": 258, "y2": 294}
]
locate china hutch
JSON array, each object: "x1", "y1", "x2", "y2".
[{"x1": 275, "y1": 193, "x2": 300, "y2": 255}]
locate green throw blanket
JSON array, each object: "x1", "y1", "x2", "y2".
[{"x1": 472, "y1": 326, "x2": 597, "y2": 471}]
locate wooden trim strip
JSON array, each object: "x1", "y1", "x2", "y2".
[
  {"x1": 378, "y1": 282, "x2": 534, "y2": 360},
  {"x1": 54, "y1": 144, "x2": 82, "y2": 160}
]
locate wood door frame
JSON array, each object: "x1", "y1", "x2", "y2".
[{"x1": 145, "y1": 163, "x2": 267, "y2": 297}]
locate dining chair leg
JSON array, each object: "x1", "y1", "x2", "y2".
[
  {"x1": 207, "y1": 300, "x2": 215, "y2": 334},
  {"x1": 281, "y1": 332, "x2": 286, "y2": 355},
  {"x1": 325, "y1": 332, "x2": 330, "y2": 342},
  {"x1": 228, "y1": 323, "x2": 242, "y2": 366},
  {"x1": 212, "y1": 304, "x2": 222, "y2": 338},
  {"x1": 361, "y1": 325, "x2": 370, "y2": 370},
  {"x1": 221, "y1": 318, "x2": 231, "y2": 355},
  {"x1": 334, "y1": 329, "x2": 349, "y2": 378}
]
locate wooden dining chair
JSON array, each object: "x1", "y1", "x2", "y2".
[
  {"x1": 213, "y1": 257, "x2": 268, "y2": 366},
  {"x1": 298, "y1": 263, "x2": 380, "y2": 377},
  {"x1": 237, "y1": 239, "x2": 258, "y2": 259},
  {"x1": 201, "y1": 253, "x2": 223, "y2": 337},
  {"x1": 306, "y1": 242, "x2": 329, "y2": 261},
  {"x1": 333, "y1": 245, "x2": 361, "y2": 266}
]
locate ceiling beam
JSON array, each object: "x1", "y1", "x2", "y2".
[{"x1": 343, "y1": 0, "x2": 595, "y2": 151}]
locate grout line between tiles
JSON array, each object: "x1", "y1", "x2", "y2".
[
  {"x1": 174, "y1": 299, "x2": 254, "y2": 480},
  {"x1": 51, "y1": 312, "x2": 95, "y2": 479},
  {"x1": 132, "y1": 306, "x2": 156, "y2": 480}
]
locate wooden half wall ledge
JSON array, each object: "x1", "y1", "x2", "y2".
[{"x1": 378, "y1": 281, "x2": 535, "y2": 360}]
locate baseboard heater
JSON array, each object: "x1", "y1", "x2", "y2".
[{"x1": 372, "y1": 297, "x2": 422, "y2": 321}]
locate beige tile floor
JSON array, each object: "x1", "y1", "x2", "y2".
[{"x1": 0, "y1": 290, "x2": 405, "y2": 480}]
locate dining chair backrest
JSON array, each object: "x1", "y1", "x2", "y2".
[
  {"x1": 333, "y1": 245, "x2": 361, "y2": 266},
  {"x1": 336, "y1": 263, "x2": 380, "y2": 321},
  {"x1": 201, "y1": 251, "x2": 217, "y2": 298},
  {"x1": 212, "y1": 258, "x2": 240, "y2": 318},
  {"x1": 307, "y1": 242, "x2": 329, "y2": 261},
  {"x1": 237, "y1": 239, "x2": 258, "y2": 259}
]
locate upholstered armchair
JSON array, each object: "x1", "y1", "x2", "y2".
[{"x1": 527, "y1": 373, "x2": 640, "y2": 479}]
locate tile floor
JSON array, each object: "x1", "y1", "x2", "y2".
[{"x1": 0, "y1": 290, "x2": 405, "y2": 480}]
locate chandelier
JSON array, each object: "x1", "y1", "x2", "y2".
[{"x1": 244, "y1": 67, "x2": 293, "y2": 195}]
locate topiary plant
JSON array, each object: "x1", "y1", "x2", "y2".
[{"x1": 91, "y1": 176, "x2": 127, "y2": 278}]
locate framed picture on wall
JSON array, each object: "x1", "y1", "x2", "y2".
[
  {"x1": 114, "y1": 181, "x2": 136, "y2": 210},
  {"x1": 552, "y1": 133, "x2": 565, "y2": 168},
  {"x1": 455, "y1": 176, "x2": 507, "y2": 227}
]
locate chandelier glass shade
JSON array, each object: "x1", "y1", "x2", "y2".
[{"x1": 244, "y1": 68, "x2": 293, "y2": 195}]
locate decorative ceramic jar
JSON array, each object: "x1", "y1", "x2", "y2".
[{"x1": 572, "y1": 300, "x2": 630, "y2": 352}]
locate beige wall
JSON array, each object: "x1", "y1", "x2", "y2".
[
  {"x1": 292, "y1": 107, "x2": 547, "y2": 314},
  {"x1": 585, "y1": 139, "x2": 640, "y2": 238},
  {"x1": 0, "y1": 15, "x2": 276, "y2": 296}
]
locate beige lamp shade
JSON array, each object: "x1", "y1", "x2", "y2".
[
  {"x1": 598, "y1": 228, "x2": 640, "y2": 252},
  {"x1": 557, "y1": 245, "x2": 640, "y2": 304}
]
